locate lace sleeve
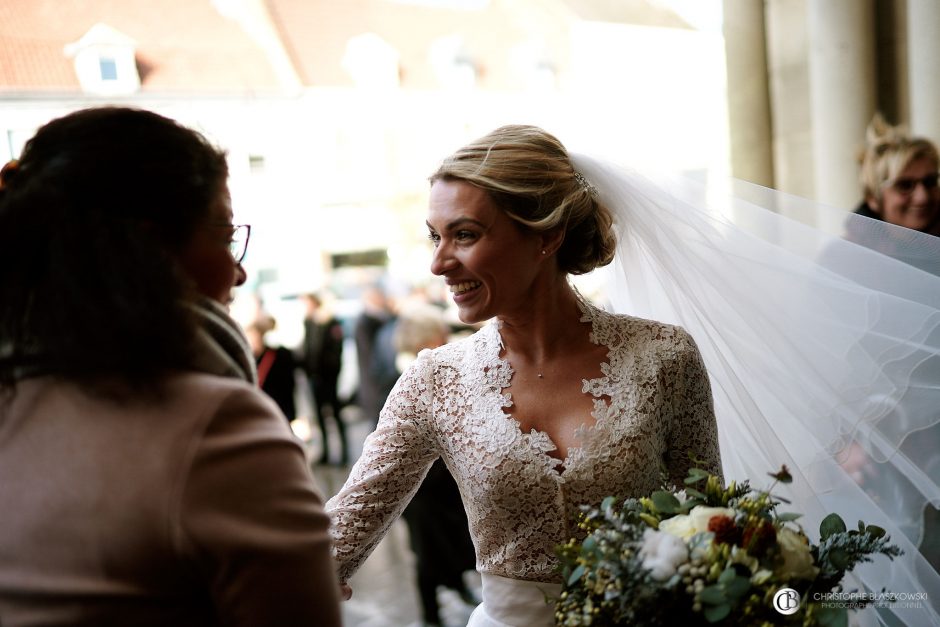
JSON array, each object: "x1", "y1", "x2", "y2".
[
  {"x1": 665, "y1": 329, "x2": 722, "y2": 485},
  {"x1": 325, "y1": 350, "x2": 440, "y2": 583}
]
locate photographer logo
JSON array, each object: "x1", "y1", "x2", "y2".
[{"x1": 773, "y1": 588, "x2": 801, "y2": 615}]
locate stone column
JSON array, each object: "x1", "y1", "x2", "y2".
[
  {"x1": 807, "y1": 0, "x2": 876, "y2": 209},
  {"x1": 723, "y1": 0, "x2": 774, "y2": 187},
  {"x1": 907, "y1": 0, "x2": 940, "y2": 142}
]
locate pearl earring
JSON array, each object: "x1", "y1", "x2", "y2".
[{"x1": 541, "y1": 249, "x2": 547, "y2": 255}]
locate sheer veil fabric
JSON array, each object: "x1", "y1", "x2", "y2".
[{"x1": 571, "y1": 154, "x2": 940, "y2": 624}]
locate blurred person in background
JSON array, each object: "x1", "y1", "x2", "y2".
[
  {"x1": 856, "y1": 112, "x2": 940, "y2": 236},
  {"x1": 300, "y1": 292, "x2": 348, "y2": 465},
  {"x1": 848, "y1": 112, "x2": 940, "y2": 569},
  {"x1": 353, "y1": 284, "x2": 394, "y2": 428},
  {"x1": 245, "y1": 314, "x2": 297, "y2": 424},
  {"x1": 0, "y1": 107, "x2": 341, "y2": 626}
]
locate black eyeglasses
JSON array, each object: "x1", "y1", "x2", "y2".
[
  {"x1": 210, "y1": 223, "x2": 251, "y2": 263},
  {"x1": 888, "y1": 173, "x2": 940, "y2": 196}
]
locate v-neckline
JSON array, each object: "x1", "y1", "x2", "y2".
[{"x1": 489, "y1": 301, "x2": 613, "y2": 479}]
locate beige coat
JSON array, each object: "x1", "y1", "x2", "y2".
[{"x1": 0, "y1": 372, "x2": 341, "y2": 626}]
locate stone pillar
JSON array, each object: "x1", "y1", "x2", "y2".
[
  {"x1": 807, "y1": 0, "x2": 876, "y2": 209},
  {"x1": 723, "y1": 0, "x2": 774, "y2": 187},
  {"x1": 907, "y1": 0, "x2": 940, "y2": 142}
]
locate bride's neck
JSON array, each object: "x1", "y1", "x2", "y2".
[{"x1": 497, "y1": 282, "x2": 587, "y2": 362}]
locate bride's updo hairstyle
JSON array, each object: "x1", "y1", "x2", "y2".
[
  {"x1": 430, "y1": 124, "x2": 616, "y2": 275},
  {"x1": 859, "y1": 112, "x2": 939, "y2": 203}
]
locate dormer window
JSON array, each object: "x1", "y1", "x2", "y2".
[
  {"x1": 99, "y1": 58, "x2": 118, "y2": 81},
  {"x1": 64, "y1": 24, "x2": 140, "y2": 96}
]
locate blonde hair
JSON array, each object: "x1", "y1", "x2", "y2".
[
  {"x1": 430, "y1": 125, "x2": 616, "y2": 275},
  {"x1": 859, "y1": 113, "x2": 939, "y2": 202}
]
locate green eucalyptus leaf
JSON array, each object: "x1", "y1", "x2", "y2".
[
  {"x1": 703, "y1": 603, "x2": 731, "y2": 623},
  {"x1": 698, "y1": 585, "x2": 726, "y2": 605},
  {"x1": 724, "y1": 576, "x2": 751, "y2": 600},
  {"x1": 829, "y1": 547, "x2": 850, "y2": 571},
  {"x1": 685, "y1": 488, "x2": 707, "y2": 499},
  {"x1": 601, "y1": 496, "x2": 616, "y2": 511},
  {"x1": 866, "y1": 525, "x2": 887, "y2": 539},
  {"x1": 651, "y1": 491, "x2": 681, "y2": 514},
  {"x1": 820, "y1": 513, "x2": 847, "y2": 540},
  {"x1": 718, "y1": 567, "x2": 736, "y2": 585},
  {"x1": 567, "y1": 564, "x2": 586, "y2": 586}
]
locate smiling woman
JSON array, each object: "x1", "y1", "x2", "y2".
[
  {"x1": 426, "y1": 180, "x2": 545, "y2": 324},
  {"x1": 857, "y1": 113, "x2": 940, "y2": 235},
  {"x1": 326, "y1": 125, "x2": 721, "y2": 626}
]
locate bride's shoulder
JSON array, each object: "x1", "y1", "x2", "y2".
[{"x1": 589, "y1": 305, "x2": 695, "y2": 351}]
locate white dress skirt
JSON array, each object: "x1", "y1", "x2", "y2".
[{"x1": 466, "y1": 573, "x2": 562, "y2": 627}]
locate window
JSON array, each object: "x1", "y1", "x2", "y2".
[
  {"x1": 65, "y1": 24, "x2": 140, "y2": 95},
  {"x1": 99, "y1": 57, "x2": 118, "y2": 81},
  {"x1": 248, "y1": 154, "x2": 266, "y2": 173}
]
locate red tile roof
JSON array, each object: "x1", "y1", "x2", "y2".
[
  {"x1": 0, "y1": 0, "x2": 689, "y2": 92},
  {"x1": 263, "y1": 0, "x2": 690, "y2": 89},
  {"x1": 0, "y1": 0, "x2": 285, "y2": 91},
  {"x1": 265, "y1": 0, "x2": 539, "y2": 89}
]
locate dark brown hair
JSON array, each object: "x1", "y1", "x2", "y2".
[{"x1": 0, "y1": 107, "x2": 229, "y2": 392}]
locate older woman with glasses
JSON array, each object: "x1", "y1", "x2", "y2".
[
  {"x1": 0, "y1": 107, "x2": 341, "y2": 626},
  {"x1": 856, "y1": 113, "x2": 940, "y2": 236}
]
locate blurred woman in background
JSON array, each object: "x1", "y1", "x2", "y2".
[{"x1": 856, "y1": 112, "x2": 940, "y2": 235}]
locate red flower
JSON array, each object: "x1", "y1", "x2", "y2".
[
  {"x1": 708, "y1": 515, "x2": 742, "y2": 546},
  {"x1": 742, "y1": 519, "x2": 777, "y2": 556}
]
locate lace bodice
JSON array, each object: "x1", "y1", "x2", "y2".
[{"x1": 326, "y1": 301, "x2": 721, "y2": 584}]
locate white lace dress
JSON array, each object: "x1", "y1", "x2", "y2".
[{"x1": 326, "y1": 301, "x2": 721, "y2": 624}]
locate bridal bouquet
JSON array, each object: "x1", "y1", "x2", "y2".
[{"x1": 555, "y1": 466, "x2": 902, "y2": 626}]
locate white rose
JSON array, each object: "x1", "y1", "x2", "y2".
[
  {"x1": 659, "y1": 506, "x2": 735, "y2": 540},
  {"x1": 658, "y1": 514, "x2": 696, "y2": 539},
  {"x1": 776, "y1": 527, "x2": 819, "y2": 580},
  {"x1": 639, "y1": 528, "x2": 689, "y2": 581}
]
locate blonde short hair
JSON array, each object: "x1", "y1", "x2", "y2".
[
  {"x1": 430, "y1": 125, "x2": 616, "y2": 275},
  {"x1": 859, "y1": 113, "x2": 939, "y2": 202}
]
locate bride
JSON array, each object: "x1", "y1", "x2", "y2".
[{"x1": 326, "y1": 125, "x2": 940, "y2": 626}]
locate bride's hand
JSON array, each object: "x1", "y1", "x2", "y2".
[{"x1": 340, "y1": 583, "x2": 352, "y2": 600}]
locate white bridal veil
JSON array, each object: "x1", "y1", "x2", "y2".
[{"x1": 571, "y1": 154, "x2": 940, "y2": 625}]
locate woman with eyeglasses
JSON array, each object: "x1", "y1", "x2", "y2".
[
  {"x1": 0, "y1": 107, "x2": 342, "y2": 626},
  {"x1": 856, "y1": 113, "x2": 940, "y2": 236}
]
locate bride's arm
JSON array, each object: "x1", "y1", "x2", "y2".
[
  {"x1": 325, "y1": 350, "x2": 440, "y2": 585},
  {"x1": 664, "y1": 328, "x2": 722, "y2": 485}
]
